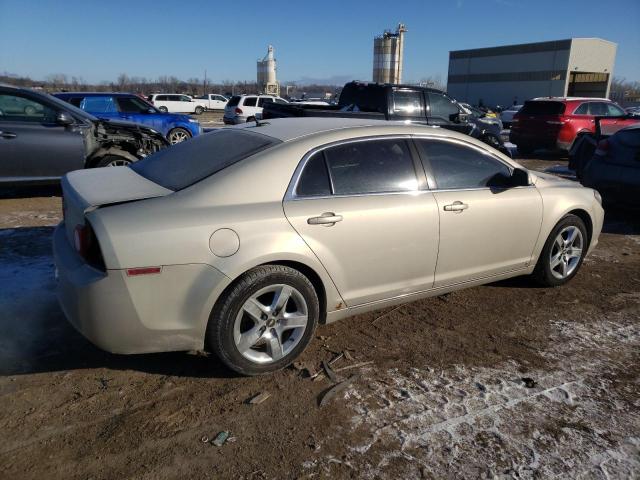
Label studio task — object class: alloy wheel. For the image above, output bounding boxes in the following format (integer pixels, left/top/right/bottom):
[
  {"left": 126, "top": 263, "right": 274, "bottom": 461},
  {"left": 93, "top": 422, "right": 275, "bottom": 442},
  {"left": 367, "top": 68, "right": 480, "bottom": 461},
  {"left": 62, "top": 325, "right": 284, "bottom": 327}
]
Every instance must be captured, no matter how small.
[
  {"left": 233, "top": 284, "right": 308, "bottom": 364},
  {"left": 107, "top": 158, "right": 131, "bottom": 167},
  {"left": 549, "top": 226, "right": 584, "bottom": 279},
  {"left": 168, "top": 130, "right": 189, "bottom": 144}
]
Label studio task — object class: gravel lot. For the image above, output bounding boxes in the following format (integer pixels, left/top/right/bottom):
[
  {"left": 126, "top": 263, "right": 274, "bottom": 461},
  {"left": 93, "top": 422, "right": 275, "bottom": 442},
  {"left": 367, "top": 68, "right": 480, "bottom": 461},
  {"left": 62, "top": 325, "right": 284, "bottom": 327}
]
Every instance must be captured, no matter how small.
[{"left": 0, "top": 157, "right": 638, "bottom": 479}]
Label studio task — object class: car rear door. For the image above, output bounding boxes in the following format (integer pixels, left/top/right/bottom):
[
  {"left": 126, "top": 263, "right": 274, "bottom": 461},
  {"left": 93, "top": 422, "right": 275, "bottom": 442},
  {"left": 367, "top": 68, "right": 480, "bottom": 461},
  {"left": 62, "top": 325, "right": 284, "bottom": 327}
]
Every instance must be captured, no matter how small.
[
  {"left": 283, "top": 137, "right": 439, "bottom": 306},
  {"left": 390, "top": 89, "right": 427, "bottom": 123},
  {"left": 415, "top": 137, "right": 542, "bottom": 287},
  {"left": 0, "top": 91, "right": 85, "bottom": 180}
]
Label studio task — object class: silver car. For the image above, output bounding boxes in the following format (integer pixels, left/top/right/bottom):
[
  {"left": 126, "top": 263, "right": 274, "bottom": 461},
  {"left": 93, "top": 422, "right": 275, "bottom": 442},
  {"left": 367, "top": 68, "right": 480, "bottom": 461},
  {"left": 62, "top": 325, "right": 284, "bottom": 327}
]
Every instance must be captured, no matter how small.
[{"left": 54, "top": 118, "right": 604, "bottom": 375}]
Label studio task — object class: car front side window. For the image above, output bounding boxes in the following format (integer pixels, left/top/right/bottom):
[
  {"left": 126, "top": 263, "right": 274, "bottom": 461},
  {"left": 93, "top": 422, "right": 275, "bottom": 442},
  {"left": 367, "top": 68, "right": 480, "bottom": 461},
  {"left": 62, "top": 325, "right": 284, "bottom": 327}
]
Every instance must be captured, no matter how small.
[
  {"left": 322, "top": 139, "right": 418, "bottom": 195},
  {"left": 417, "top": 139, "right": 511, "bottom": 190}
]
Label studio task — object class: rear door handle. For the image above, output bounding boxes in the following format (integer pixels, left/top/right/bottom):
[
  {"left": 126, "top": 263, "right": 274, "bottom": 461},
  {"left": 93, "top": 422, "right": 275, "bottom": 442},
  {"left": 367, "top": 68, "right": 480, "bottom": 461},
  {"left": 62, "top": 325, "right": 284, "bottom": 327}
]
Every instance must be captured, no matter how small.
[
  {"left": 307, "top": 212, "right": 343, "bottom": 226},
  {"left": 443, "top": 201, "right": 468, "bottom": 213},
  {"left": 0, "top": 131, "right": 17, "bottom": 139}
]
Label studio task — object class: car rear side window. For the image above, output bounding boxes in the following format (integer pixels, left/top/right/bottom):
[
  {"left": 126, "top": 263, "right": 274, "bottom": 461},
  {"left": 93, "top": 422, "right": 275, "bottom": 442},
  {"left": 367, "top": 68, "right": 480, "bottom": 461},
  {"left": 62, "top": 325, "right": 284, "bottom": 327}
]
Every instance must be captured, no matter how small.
[
  {"left": 520, "top": 101, "right": 565, "bottom": 115},
  {"left": 258, "top": 97, "right": 274, "bottom": 107},
  {"left": 417, "top": 139, "right": 511, "bottom": 190},
  {"left": 296, "top": 153, "right": 332, "bottom": 197},
  {"left": 573, "top": 103, "right": 589, "bottom": 115},
  {"left": 131, "top": 129, "right": 279, "bottom": 191},
  {"left": 117, "top": 97, "right": 151, "bottom": 113},
  {"left": 322, "top": 139, "right": 418, "bottom": 195},
  {"left": 80, "top": 96, "right": 117, "bottom": 114},
  {"left": 243, "top": 97, "right": 257, "bottom": 107},
  {"left": 393, "top": 90, "right": 424, "bottom": 116}
]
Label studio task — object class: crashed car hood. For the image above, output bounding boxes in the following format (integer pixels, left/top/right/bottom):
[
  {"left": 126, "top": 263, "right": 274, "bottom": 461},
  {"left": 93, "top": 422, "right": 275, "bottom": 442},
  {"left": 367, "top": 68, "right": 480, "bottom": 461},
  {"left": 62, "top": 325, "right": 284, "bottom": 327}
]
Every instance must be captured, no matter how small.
[{"left": 95, "top": 118, "right": 165, "bottom": 138}]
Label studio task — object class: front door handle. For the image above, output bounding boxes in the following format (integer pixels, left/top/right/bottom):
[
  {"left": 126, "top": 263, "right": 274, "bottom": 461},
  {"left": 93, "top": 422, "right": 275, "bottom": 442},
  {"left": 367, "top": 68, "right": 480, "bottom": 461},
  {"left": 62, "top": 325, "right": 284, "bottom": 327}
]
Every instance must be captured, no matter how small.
[
  {"left": 307, "top": 212, "right": 343, "bottom": 226},
  {"left": 0, "top": 131, "right": 17, "bottom": 139},
  {"left": 443, "top": 201, "right": 468, "bottom": 213}
]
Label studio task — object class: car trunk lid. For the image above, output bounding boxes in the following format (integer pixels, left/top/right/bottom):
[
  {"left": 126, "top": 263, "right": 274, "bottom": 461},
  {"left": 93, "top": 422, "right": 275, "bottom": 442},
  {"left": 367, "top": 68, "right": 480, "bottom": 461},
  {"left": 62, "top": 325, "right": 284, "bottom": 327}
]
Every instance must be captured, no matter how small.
[{"left": 61, "top": 166, "right": 172, "bottom": 244}]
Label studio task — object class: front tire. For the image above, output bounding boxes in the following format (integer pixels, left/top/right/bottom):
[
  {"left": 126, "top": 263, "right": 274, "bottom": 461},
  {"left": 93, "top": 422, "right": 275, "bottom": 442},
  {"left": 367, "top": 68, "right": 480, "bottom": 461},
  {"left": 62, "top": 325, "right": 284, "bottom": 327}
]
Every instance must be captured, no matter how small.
[
  {"left": 206, "top": 265, "right": 319, "bottom": 376},
  {"left": 167, "top": 127, "right": 191, "bottom": 144},
  {"left": 532, "top": 214, "right": 588, "bottom": 287},
  {"left": 93, "top": 155, "right": 133, "bottom": 167}
]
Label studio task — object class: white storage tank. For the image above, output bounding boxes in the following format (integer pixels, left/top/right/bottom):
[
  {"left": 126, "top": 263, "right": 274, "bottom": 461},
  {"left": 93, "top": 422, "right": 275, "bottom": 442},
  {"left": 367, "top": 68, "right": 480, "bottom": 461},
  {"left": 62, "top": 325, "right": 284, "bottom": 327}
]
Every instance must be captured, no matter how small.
[{"left": 373, "top": 23, "right": 406, "bottom": 84}]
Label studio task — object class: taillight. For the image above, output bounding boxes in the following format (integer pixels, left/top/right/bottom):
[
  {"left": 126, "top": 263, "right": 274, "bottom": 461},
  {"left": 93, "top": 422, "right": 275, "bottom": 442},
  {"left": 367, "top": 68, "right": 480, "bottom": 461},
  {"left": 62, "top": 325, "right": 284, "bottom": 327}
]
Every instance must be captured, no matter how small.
[
  {"left": 235, "top": 107, "right": 243, "bottom": 114},
  {"left": 74, "top": 223, "right": 105, "bottom": 270},
  {"left": 74, "top": 224, "right": 90, "bottom": 258}
]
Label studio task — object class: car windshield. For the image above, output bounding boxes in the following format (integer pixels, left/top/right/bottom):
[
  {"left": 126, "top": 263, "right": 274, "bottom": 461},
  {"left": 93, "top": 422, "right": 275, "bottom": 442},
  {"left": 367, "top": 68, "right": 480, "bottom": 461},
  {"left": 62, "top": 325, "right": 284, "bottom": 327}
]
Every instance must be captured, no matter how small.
[
  {"left": 520, "top": 101, "right": 565, "bottom": 115},
  {"left": 130, "top": 129, "right": 280, "bottom": 191}
]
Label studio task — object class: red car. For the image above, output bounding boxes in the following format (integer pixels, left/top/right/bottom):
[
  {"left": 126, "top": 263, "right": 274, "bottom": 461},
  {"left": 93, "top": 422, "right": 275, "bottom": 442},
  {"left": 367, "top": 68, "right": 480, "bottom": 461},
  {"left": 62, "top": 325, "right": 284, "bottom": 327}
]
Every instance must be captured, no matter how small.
[{"left": 510, "top": 97, "right": 636, "bottom": 154}]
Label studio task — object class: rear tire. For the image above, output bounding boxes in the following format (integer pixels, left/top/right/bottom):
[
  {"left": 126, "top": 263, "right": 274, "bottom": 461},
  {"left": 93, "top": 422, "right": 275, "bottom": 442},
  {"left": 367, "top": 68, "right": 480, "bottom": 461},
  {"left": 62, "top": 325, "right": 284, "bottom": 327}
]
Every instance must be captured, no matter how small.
[
  {"left": 532, "top": 214, "right": 588, "bottom": 287},
  {"left": 158, "top": 106, "right": 168, "bottom": 113},
  {"left": 194, "top": 106, "right": 204, "bottom": 115},
  {"left": 246, "top": 116, "right": 256, "bottom": 123},
  {"left": 518, "top": 144, "right": 534, "bottom": 155},
  {"left": 206, "top": 265, "right": 319, "bottom": 376}
]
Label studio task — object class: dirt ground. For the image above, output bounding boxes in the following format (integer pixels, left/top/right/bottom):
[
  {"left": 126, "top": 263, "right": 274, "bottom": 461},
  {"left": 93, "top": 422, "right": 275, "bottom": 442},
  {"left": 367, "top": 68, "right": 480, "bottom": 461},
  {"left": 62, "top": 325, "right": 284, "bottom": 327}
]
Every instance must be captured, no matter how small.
[{"left": 0, "top": 157, "right": 638, "bottom": 479}]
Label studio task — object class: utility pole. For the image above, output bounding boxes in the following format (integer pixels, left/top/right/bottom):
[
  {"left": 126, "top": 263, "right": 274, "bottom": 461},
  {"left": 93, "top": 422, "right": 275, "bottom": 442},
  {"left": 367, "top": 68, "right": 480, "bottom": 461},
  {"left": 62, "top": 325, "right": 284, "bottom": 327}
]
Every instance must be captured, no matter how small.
[{"left": 203, "top": 69, "right": 207, "bottom": 96}]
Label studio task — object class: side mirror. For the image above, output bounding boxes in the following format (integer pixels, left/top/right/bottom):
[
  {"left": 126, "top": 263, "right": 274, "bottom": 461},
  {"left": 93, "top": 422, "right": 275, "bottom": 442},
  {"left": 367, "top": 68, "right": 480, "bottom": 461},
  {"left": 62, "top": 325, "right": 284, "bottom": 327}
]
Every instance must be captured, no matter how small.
[
  {"left": 56, "top": 111, "right": 74, "bottom": 125},
  {"left": 511, "top": 168, "right": 530, "bottom": 187}
]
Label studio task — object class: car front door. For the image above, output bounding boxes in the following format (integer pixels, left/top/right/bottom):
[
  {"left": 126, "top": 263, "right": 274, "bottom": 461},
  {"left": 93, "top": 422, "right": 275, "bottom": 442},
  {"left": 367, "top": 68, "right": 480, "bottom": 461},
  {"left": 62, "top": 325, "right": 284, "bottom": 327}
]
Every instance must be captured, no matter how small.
[
  {"left": 415, "top": 137, "right": 543, "bottom": 287},
  {"left": 116, "top": 96, "right": 163, "bottom": 133},
  {"left": 427, "top": 92, "right": 471, "bottom": 136},
  {"left": 283, "top": 137, "right": 440, "bottom": 306},
  {"left": 0, "top": 91, "right": 86, "bottom": 180}
]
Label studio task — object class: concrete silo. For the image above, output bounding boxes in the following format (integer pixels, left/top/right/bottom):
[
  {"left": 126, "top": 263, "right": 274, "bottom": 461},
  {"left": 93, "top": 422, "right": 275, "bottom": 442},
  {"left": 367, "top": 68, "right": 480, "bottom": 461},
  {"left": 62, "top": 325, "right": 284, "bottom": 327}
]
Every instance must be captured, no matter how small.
[
  {"left": 257, "top": 45, "right": 280, "bottom": 96},
  {"left": 372, "top": 23, "right": 407, "bottom": 84}
]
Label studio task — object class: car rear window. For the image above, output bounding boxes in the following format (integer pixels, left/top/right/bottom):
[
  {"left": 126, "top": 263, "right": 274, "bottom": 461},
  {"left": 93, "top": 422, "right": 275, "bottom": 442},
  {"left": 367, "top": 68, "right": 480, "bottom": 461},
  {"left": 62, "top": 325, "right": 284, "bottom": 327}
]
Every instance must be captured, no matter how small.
[
  {"left": 130, "top": 129, "right": 279, "bottom": 191},
  {"left": 519, "top": 101, "right": 565, "bottom": 115},
  {"left": 227, "top": 96, "right": 241, "bottom": 107}
]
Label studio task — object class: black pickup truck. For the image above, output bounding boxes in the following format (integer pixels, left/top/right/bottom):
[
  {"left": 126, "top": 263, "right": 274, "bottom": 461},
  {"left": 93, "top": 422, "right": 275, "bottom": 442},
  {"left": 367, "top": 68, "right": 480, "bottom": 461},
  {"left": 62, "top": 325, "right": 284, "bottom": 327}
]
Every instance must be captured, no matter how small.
[{"left": 262, "top": 81, "right": 504, "bottom": 149}]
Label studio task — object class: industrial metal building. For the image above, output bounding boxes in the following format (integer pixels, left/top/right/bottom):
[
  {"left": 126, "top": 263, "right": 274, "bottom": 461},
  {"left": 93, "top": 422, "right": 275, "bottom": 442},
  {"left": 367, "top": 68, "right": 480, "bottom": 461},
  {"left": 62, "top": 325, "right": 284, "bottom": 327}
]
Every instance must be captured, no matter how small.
[
  {"left": 447, "top": 38, "right": 617, "bottom": 108},
  {"left": 372, "top": 24, "right": 407, "bottom": 84}
]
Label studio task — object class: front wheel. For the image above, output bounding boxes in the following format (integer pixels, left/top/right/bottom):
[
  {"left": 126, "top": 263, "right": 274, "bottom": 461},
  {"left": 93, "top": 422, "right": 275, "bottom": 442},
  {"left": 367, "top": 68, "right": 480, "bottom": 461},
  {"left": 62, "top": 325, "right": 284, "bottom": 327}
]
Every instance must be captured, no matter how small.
[
  {"left": 167, "top": 128, "right": 191, "bottom": 144},
  {"left": 93, "top": 155, "right": 132, "bottom": 168},
  {"left": 532, "top": 214, "right": 588, "bottom": 287},
  {"left": 206, "top": 265, "right": 319, "bottom": 376},
  {"left": 194, "top": 106, "right": 204, "bottom": 115}
]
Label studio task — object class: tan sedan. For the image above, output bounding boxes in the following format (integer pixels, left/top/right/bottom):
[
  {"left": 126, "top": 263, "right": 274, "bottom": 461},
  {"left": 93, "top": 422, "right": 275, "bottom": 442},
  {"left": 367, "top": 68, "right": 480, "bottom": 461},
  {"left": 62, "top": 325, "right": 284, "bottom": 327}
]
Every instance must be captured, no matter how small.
[{"left": 54, "top": 118, "right": 604, "bottom": 375}]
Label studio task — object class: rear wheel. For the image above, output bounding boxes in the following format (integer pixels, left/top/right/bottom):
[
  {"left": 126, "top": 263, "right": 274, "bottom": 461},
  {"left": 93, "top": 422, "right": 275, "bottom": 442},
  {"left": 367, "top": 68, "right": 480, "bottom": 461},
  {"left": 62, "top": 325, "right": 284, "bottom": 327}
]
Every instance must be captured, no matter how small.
[
  {"left": 246, "top": 116, "right": 256, "bottom": 123},
  {"left": 167, "top": 127, "right": 191, "bottom": 144},
  {"left": 158, "top": 106, "right": 168, "bottom": 113},
  {"left": 518, "top": 144, "right": 534, "bottom": 155},
  {"left": 532, "top": 214, "right": 587, "bottom": 287},
  {"left": 194, "top": 106, "right": 204, "bottom": 115},
  {"left": 207, "top": 265, "right": 319, "bottom": 376}
]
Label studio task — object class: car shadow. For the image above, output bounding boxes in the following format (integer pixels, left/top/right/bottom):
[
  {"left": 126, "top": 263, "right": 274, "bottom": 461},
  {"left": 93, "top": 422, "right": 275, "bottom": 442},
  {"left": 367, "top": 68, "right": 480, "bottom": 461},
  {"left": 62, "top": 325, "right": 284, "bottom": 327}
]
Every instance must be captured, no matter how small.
[
  {"left": 0, "top": 226, "right": 236, "bottom": 379},
  {"left": 0, "top": 184, "right": 61, "bottom": 199}
]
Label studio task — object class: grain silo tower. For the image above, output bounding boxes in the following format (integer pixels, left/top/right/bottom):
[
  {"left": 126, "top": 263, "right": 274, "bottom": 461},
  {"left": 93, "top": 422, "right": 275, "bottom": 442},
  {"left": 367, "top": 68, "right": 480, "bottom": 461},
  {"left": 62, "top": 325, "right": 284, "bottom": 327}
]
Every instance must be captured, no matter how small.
[
  {"left": 372, "top": 23, "right": 407, "bottom": 84},
  {"left": 257, "top": 45, "right": 280, "bottom": 96}
]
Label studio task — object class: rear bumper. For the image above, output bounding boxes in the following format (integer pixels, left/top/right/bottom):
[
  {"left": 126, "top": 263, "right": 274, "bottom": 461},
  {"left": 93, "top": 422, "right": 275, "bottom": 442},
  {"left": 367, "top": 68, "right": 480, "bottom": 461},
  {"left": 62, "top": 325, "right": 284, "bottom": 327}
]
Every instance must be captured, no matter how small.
[{"left": 53, "top": 223, "right": 230, "bottom": 354}]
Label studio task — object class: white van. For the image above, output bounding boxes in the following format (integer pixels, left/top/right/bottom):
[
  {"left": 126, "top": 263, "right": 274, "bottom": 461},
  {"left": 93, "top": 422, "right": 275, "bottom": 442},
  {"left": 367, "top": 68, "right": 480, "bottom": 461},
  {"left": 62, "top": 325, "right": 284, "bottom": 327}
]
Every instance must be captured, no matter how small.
[{"left": 147, "top": 94, "right": 205, "bottom": 115}]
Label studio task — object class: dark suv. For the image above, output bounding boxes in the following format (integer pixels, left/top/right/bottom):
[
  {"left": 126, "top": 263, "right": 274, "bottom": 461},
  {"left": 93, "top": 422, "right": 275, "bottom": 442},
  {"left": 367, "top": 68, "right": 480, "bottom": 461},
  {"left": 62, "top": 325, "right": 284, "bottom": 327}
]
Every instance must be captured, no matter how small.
[{"left": 0, "top": 85, "right": 168, "bottom": 184}]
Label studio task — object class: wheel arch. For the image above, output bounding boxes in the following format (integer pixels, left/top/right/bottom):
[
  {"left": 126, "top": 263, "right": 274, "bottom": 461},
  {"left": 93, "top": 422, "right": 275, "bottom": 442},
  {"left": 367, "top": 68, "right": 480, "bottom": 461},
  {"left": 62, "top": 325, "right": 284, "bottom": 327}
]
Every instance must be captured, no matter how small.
[{"left": 566, "top": 208, "right": 593, "bottom": 247}]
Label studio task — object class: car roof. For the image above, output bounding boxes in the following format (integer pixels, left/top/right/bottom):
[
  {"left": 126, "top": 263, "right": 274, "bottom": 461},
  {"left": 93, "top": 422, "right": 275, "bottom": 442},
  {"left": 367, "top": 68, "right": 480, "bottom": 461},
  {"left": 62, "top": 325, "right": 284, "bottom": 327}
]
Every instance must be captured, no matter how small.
[
  {"left": 55, "top": 92, "right": 140, "bottom": 98},
  {"left": 530, "top": 97, "right": 611, "bottom": 102},
  {"left": 231, "top": 117, "right": 467, "bottom": 143}
]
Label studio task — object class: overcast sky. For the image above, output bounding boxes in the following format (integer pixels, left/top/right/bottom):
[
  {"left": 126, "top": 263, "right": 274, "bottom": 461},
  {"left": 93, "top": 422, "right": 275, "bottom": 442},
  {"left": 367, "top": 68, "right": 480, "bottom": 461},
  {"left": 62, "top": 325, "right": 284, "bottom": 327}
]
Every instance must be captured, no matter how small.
[{"left": 1, "top": 0, "right": 639, "bottom": 84}]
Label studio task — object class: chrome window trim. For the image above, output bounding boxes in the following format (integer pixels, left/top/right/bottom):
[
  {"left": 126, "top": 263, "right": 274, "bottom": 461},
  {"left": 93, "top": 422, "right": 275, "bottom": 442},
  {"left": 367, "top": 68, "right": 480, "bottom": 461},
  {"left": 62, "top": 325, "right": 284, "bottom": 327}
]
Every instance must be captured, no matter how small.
[
  {"left": 285, "top": 134, "right": 421, "bottom": 201},
  {"left": 285, "top": 134, "right": 534, "bottom": 202}
]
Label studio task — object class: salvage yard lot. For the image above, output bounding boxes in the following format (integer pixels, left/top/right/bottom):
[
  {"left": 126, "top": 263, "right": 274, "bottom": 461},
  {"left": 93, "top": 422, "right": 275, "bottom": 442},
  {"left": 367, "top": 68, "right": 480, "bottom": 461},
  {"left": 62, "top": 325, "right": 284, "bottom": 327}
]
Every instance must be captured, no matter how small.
[{"left": 0, "top": 157, "right": 638, "bottom": 479}]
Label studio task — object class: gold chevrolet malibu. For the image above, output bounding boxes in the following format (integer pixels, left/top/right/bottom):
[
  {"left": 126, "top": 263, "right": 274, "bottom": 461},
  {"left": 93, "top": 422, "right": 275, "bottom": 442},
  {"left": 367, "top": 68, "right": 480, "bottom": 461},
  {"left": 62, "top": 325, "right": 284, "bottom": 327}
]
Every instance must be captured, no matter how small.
[{"left": 54, "top": 118, "right": 604, "bottom": 375}]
